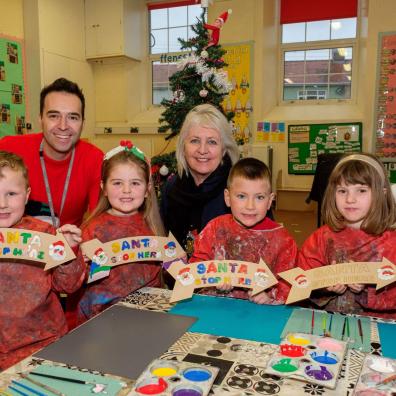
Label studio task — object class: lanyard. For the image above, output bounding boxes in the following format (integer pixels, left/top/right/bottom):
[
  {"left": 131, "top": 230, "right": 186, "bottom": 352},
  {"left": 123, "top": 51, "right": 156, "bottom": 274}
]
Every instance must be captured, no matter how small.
[{"left": 39, "top": 140, "right": 75, "bottom": 228}]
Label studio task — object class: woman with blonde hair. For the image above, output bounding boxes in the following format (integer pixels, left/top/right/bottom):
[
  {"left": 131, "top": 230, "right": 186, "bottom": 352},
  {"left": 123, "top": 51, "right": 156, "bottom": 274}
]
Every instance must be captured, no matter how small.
[{"left": 161, "top": 104, "right": 239, "bottom": 256}]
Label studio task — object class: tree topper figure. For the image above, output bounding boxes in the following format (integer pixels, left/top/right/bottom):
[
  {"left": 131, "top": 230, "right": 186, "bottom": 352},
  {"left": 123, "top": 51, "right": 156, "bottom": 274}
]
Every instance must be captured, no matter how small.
[{"left": 204, "top": 9, "right": 232, "bottom": 47}]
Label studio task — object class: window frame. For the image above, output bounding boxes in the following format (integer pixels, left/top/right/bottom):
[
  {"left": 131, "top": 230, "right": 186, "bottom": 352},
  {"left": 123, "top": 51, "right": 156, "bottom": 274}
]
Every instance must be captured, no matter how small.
[
  {"left": 279, "top": 19, "right": 359, "bottom": 105},
  {"left": 148, "top": 1, "right": 204, "bottom": 106}
]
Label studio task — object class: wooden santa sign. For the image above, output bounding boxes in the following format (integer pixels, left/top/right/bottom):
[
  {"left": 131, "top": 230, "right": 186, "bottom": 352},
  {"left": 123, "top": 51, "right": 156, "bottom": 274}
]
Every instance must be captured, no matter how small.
[
  {"left": 0, "top": 228, "right": 76, "bottom": 269},
  {"left": 81, "top": 233, "right": 184, "bottom": 282},
  {"left": 166, "top": 258, "right": 278, "bottom": 303},
  {"left": 279, "top": 258, "right": 396, "bottom": 304}
]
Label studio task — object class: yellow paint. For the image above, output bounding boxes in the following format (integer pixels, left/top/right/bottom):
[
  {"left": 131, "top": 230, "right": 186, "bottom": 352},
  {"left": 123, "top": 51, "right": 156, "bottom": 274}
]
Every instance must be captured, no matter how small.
[
  {"left": 152, "top": 367, "right": 177, "bottom": 377},
  {"left": 288, "top": 334, "right": 310, "bottom": 346}
]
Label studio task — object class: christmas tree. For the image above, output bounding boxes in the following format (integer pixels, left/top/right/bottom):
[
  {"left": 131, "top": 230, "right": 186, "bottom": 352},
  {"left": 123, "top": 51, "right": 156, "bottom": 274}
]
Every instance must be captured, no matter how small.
[{"left": 158, "top": 10, "right": 234, "bottom": 140}]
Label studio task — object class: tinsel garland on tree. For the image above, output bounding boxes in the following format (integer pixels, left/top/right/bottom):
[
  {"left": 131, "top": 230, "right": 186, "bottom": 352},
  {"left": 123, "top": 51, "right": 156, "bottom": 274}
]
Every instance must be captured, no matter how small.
[{"left": 158, "top": 10, "right": 234, "bottom": 140}]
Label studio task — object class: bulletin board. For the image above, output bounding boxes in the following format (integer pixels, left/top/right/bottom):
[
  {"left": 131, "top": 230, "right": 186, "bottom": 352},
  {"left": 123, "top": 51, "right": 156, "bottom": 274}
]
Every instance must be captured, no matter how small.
[
  {"left": 374, "top": 31, "right": 396, "bottom": 161},
  {"left": 288, "top": 123, "right": 362, "bottom": 174},
  {"left": 221, "top": 42, "right": 253, "bottom": 145},
  {"left": 0, "top": 35, "right": 26, "bottom": 137}
]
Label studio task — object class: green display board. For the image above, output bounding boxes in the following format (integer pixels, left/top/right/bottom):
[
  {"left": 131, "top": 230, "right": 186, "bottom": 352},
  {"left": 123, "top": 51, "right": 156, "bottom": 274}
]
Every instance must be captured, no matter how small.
[
  {"left": 0, "top": 35, "right": 25, "bottom": 137},
  {"left": 288, "top": 122, "right": 363, "bottom": 175},
  {"left": 383, "top": 162, "right": 396, "bottom": 183}
]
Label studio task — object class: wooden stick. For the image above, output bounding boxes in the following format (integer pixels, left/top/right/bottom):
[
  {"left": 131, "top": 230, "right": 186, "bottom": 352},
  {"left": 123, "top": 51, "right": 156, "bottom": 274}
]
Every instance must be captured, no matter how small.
[{"left": 19, "top": 373, "right": 66, "bottom": 396}]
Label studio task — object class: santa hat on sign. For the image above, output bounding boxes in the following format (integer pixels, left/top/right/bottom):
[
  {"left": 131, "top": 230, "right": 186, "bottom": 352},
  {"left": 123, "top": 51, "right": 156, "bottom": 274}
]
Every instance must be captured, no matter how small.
[
  {"left": 51, "top": 241, "right": 64, "bottom": 249},
  {"left": 216, "top": 9, "right": 232, "bottom": 24},
  {"left": 94, "top": 248, "right": 104, "bottom": 256}
]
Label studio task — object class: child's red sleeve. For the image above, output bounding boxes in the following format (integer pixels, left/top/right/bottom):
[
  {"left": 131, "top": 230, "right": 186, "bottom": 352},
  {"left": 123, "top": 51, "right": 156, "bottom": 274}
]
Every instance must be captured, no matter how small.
[
  {"left": 298, "top": 228, "right": 327, "bottom": 270},
  {"left": 271, "top": 232, "right": 298, "bottom": 303},
  {"left": 189, "top": 223, "right": 216, "bottom": 263}
]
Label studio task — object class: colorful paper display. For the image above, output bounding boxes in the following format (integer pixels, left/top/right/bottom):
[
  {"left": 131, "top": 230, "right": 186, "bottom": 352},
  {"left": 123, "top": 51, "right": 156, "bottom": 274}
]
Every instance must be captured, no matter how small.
[
  {"left": 129, "top": 359, "right": 218, "bottom": 396},
  {"left": 279, "top": 259, "right": 396, "bottom": 304},
  {"left": 166, "top": 258, "right": 278, "bottom": 303},
  {"left": 81, "top": 234, "right": 184, "bottom": 282},
  {"left": 0, "top": 227, "right": 76, "bottom": 269}
]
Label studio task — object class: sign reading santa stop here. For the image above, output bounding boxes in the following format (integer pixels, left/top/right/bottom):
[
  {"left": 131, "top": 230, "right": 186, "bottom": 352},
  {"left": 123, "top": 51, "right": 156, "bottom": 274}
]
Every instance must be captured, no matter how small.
[{"left": 0, "top": 228, "right": 76, "bottom": 268}]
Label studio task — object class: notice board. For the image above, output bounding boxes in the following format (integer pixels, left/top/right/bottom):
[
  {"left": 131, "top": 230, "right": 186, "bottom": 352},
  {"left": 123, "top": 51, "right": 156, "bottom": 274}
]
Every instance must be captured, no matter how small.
[
  {"left": 0, "top": 35, "right": 26, "bottom": 137},
  {"left": 288, "top": 123, "right": 362, "bottom": 174},
  {"left": 374, "top": 31, "right": 396, "bottom": 161}
]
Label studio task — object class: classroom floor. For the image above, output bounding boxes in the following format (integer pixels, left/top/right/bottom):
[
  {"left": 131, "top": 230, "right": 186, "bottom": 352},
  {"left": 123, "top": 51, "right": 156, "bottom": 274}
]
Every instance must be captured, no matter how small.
[{"left": 274, "top": 209, "right": 317, "bottom": 247}]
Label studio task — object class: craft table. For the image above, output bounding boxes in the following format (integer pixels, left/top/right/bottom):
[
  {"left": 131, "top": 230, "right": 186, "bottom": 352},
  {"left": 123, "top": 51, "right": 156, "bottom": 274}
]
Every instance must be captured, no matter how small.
[{"left": 1, "top": 287, "right": 395, "bottom": 396}]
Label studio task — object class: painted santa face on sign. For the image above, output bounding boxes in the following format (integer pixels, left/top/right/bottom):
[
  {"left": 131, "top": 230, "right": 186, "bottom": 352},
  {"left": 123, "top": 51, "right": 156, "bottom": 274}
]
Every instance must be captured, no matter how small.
[
  {"left": 177, "top": 268, "right": 195, "bottom": 286},
  {"left": 377, "top": 265, "right": 395, "bottom": 281},
  {"left": 294, "top": 274, "right": 309, "bottom": 288},
  {"left": 49, "top": 240, "right": 66, "bottom": 261},
  {"left": 93, "top": 248, "right": 108, "bottom": 266},
  {"left": 254, "top": 270, "right": 269, "bottom": 287},
  {"left": 164, "top": 241, "right": 177, "bottom": 258}
]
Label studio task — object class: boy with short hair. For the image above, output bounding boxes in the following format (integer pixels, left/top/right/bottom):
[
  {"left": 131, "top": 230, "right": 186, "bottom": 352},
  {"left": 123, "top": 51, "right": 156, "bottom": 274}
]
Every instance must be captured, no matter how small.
[
  {"left": 190, "top": 157, "right": 297, "bottom": 304},
  {"left": 0, "top": 151, "right": 85, "bottom": 370}
]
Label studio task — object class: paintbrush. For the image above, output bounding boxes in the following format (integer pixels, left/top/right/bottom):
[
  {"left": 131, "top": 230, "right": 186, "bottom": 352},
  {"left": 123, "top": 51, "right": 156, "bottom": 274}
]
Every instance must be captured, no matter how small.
[
  {"left": 322, "top": 312, "right": 328, "bottom": 336},
  {"left": 346, "top": 316, "right": 350, "bottom": 339},
  {"left": 19, "top": 373, "right": 66, "bottom": 396},
  {"left": 328, "top": 313, "right": 333, "bottom": 337},
  {"left": 311, "top": 310, "right": 315, "bottom": 335},
  {"left": 377, "top": 373, "right": 396, "bottom": 387},
  {"left": 341, "top": 316, "right": 347, "bottom": 340},
  {"left": 27, "top": 372, "right": 108, "bottom": 394},
  {"left": 358, "top": 318, "right": 364, "bottom": 344}
]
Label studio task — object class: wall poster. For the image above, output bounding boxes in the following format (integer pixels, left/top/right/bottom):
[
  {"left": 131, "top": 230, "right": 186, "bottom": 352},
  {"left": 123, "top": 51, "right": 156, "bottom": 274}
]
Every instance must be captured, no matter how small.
[
  {"left": 374, "top": 32, "right": 396, "bottom": 163},
  {"left": 221, "top": 42, "right": 253, "bottom": 146},
  {"left": 0, "top": 35, "right": 26, "bottom": 137}
]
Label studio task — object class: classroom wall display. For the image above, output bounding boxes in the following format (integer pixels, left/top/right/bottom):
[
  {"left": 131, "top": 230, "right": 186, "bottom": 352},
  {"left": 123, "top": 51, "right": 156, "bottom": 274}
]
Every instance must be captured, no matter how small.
[
  {"left": 166, "top": 259, "right": 278, "bottom": 303},
  {"left": 257, "top": 121, "right": 286, "bottom": 143},
  {"left": 279, "top": 258, "right": 396, "bottom": 304},
  {"left": 383, "top": 161, "right": 396, "bottom": 182},
  {"left": 0, "top": 228, "right": 76, "bottom": 268},
  {"left": 288, "top": 123, "right": 362, "bottom": 174},
  {"left": 221, "top": 42, "right": 253, "bottom": 146},
  {"left": 0, "top": 35, "right": 26, "bottom": 137},
  {"left": 80, "top": 234, "right": 184, "bottom": 282},
  {"left": 374, "top": 32, "right": 396, "bottom": 161}
]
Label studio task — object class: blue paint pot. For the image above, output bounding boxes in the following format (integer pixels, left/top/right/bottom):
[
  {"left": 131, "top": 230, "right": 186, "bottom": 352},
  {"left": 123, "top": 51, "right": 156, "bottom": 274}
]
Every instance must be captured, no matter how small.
[
  {"left": 310, "top": 350, "right": 338, "bottom": 365},
  {"left": 182, "top": 368, "right": 212, "bottom": 382}
]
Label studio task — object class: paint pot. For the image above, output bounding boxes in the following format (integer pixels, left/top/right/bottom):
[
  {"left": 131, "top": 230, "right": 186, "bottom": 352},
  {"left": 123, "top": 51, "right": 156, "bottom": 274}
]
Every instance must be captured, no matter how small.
[
  {"left": 355, "top": 391, "right": 388, "bottom": 396},
  {"left": 305, "top": 364, "right": 333, "bottom": 381},
  {"left": 172, "top": 384, "right": 203, "bottom": 396},
  {"left": 279, "top": 344, "right": 306, "bottom": 357},
  {"left": 316, "top": 337, "right": 343, "bottom": 352},
  {"left": 288, "top": 334, "right": 310, "bottom": 346},
  {"left": 360, "top": 372, "right": 385, "bottom": 387},
  {"left": 151, "top": 362, "right": 178, "bottom": 377},
  {"left": 182, "top": 368, "right": 212, "bottom": 382},
  {"left": 135, "top": 377, "right": 168, "bottom": 394},
  {"left": 367, "top": 356, "right": 396, "bottom": 373},
  {"left": 271, "top": 358, "right": 299, "bottom": 373},
  {"left": 310, "top": 350, "right": 338, "bottom": 365}
]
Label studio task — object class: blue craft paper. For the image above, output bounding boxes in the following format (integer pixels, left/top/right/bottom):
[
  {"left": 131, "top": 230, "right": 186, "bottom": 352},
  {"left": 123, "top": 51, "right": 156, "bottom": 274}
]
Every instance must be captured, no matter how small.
[
  {"left": 169, "top": 294, "right": 293, "bottom": 344},
  {"left": 378, "top": 322, "right": 396, "bottom": 359}
]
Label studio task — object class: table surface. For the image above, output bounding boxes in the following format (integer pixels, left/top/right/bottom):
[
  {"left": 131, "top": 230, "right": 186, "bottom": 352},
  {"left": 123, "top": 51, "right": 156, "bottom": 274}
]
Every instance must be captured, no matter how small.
[{"left": 1, "top": 287, "right": 395, "bottom": 396}]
